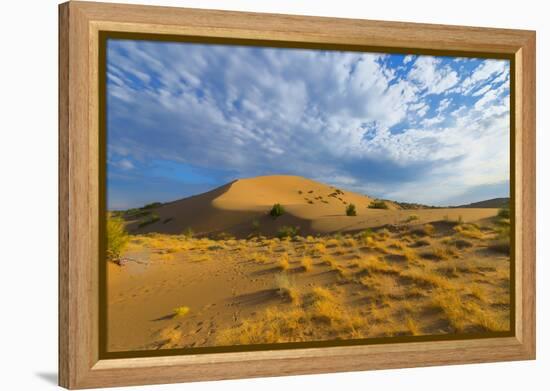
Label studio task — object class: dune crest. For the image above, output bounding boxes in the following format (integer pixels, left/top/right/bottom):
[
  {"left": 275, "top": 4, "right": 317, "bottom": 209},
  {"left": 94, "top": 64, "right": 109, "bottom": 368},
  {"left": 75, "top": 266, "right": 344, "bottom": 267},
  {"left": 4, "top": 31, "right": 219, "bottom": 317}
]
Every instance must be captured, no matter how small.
[{"left": 122, "top": 175, "right": 498, "bottom": 238}]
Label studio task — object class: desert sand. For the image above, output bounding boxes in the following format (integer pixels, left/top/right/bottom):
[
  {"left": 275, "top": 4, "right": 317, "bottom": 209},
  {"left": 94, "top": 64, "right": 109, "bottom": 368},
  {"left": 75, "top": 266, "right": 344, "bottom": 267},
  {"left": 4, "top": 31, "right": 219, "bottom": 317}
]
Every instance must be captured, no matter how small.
[{"left": 107, "top": 175, "right": 511, "bottom": 351}]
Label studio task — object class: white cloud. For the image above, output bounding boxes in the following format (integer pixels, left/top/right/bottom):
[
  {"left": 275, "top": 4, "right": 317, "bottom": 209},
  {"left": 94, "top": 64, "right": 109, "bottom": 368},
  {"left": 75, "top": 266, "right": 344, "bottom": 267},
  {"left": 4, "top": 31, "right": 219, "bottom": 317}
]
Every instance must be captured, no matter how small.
[
  {"left": 437, "top": 98, "right": 452, "bottom": 113},
  {"left": 460, "top": 59, "right": 508, "bottom": 93},
  {"left": 421, "top": 115, "right": 445, "bottom": 127},
  {"left": 408, "top": 56, "right": 459, "bottom": 94},
  {"left": 107, "top": 41, "right": 510, "bottom": 205}
]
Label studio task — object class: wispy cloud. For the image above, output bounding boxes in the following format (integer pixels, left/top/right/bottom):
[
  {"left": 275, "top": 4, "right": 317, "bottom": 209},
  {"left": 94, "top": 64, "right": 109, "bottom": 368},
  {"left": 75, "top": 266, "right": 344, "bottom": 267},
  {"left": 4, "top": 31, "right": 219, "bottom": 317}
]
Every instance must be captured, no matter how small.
[{"left": 106, "top": 40, "right": 510, "bottom": 208}]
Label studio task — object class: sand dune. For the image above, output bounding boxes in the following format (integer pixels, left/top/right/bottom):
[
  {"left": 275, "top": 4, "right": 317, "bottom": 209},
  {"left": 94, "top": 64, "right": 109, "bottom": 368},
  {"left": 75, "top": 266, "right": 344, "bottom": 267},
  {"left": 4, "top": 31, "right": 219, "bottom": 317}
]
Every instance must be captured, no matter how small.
[
  {"left": 109, "top": 175, "right": 510, "bottom": 351},
  {"left": 123, "top": 175, "right": 501, "bottom": 238}
]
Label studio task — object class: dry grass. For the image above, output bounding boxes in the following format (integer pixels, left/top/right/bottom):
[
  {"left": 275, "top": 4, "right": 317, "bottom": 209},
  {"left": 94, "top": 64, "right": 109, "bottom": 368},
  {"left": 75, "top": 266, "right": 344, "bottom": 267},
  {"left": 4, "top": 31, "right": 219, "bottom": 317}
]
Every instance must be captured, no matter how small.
[
  {"left": 275, "top": 273, "right": 299, "bottom": 304},
  {"left": 341, "top": 237, "right": 358, "bottom": 248},
  {"left": 313, "top": 243, "right": 327, "bottom": 254},
  {"left": 431, "top": 288, "right": 508, "bottom": 332},
  {"left": 454, "top": 223, "right": 485, "bottom": 240},
  {"left": 278, "top": 253, "right": 290, "bottom": 270},
  {"left": 359, "top": 256, "right": 400, "bottom": 275},
  {"left": 405, "top": 316, "right": 421, "bottom": 335},
  {"left": 301, "top": 256, "right": 313, "bottom": 271},
  {"left": 400, "top": 268, "right": 453, "bottom": 289},
  {"left": 250, "top": 252, "right": 269, "bottom": 264},
  {"left": 173, "top": 306, "right": 190, "bottom": 317},
  {"left": 321, "top": 256, "right": 336, "bottom": 268},
  {"left": 123, "top": 216, "right": 510, "bottom": 346}
]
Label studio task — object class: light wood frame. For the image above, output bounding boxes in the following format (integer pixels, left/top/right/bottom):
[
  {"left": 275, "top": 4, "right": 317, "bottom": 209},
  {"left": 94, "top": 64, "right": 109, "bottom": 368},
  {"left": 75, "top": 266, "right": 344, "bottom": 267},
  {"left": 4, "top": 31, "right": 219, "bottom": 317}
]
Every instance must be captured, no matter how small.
[{"left": 59, "top": 1, "right": 536, "bottom": 389}]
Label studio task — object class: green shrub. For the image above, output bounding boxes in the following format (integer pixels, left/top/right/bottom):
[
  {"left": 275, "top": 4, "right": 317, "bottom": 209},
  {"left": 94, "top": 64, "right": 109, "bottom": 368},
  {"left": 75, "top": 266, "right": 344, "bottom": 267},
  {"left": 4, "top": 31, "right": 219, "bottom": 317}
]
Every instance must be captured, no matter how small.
[
  {"left": 356, "top": 228, "right": 374, "bottom": 240},
  {"left": 106, "top": 215, "right": 129, "bottom": 261},
  {"left": 346, "top": 203, "right": 357, "bottom": 216},
  {"left": 368, "top": 200, "right": 389, "bottom": 209},
  {"left": 138, "top": 213, "right": 160, "bottom": 228},
  {"left": 405, "top": 214, "right": 419, "bottom": 222},
  {"left": 497, "top": 207, "right": 510, "bottom": 219},
  {"left": 182, "top": 227, "right": 195, "bottom": 238},
  {"left": 277, "top": 225, "right": 300, "bottom": 239},
  {"left": 270, "top": 203, "right": 285, "bottom": 218},
  {"left": 125, "top": 209, "right": 151, "bottom": 218},
  {"left": 142, "top": 202, "right": 162, "bottom": 209}
]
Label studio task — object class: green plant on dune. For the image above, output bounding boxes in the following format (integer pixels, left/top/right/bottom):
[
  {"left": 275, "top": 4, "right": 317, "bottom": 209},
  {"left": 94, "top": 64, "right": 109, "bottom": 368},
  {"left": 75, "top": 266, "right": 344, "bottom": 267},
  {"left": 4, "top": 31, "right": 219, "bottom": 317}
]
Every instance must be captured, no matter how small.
[
  {"left": 346, "top": 203, "right": 357, "bottom": 216},
  {"left": 182, "top": 227, "right": 195, "bottom": 238},
  {"left": 138, "top": 213, "right": 160, "bottom": 228},
  {"left": 368, "top": 200, "right": 389, "bottom": 209},
  {"left": 270, "top": 203, "right": 285, "bottom": 218},
  {"left": 277, "top": 225, "right": 300, "bottom": 239},
  {"left": 106, "top": 214, "right": 129, "bottom": 261}
]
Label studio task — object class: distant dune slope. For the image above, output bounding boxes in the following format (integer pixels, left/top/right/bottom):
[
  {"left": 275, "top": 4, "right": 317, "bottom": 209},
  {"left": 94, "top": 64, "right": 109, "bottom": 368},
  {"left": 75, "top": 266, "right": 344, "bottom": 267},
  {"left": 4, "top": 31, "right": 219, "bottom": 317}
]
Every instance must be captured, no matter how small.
[
  {"left": 454, "top": 197, "right": 510, "bottom": 209},
  {"left": 122, "top": 175, "right": 499, "bottom": 237}
]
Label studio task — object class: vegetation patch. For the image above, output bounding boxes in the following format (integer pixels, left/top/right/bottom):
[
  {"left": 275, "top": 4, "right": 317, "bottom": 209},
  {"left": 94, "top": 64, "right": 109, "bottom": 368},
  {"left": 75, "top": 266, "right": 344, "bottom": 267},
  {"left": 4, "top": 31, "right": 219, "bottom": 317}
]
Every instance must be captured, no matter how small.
[{"left": 369, "top": 200, "right": 389, "bottom": 209}]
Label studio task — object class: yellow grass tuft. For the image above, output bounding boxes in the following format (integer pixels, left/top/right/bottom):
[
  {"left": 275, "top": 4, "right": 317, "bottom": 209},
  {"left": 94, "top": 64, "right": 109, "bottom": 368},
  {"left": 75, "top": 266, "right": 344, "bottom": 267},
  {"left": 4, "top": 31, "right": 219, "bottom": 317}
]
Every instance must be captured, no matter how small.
[
  {"left": 431, "top": 288, "right": 507, "bottom": 333},
  {"left": 377, "top": 228, "right": 391, "bottom": 239},
  {"left": 400, "top": 269, "right": 453, "bottom": 289},
  {"left": 301, "top": 256, "right": 313, "bottom": 271},
  {"left": 311, "top": 286, "right": 336, "bottom": 302},
  {"left": 311, "top": 299, "right": 343, "bottom": 324},
  {"left": 274, "top": 274, "right": 299, "bottom": 304},
  {"left": 454, "top": 223, "right": 484, "bottom": 239},
  {"left": 250, "top": 252, "right": 268, "bottom": 264},
  {"left": 405, "top": 316, "right": 421, "bottom": 335},
  {"left": 313, "top": 242, "right": 327, "bottom": 254},
  {"left": 341, "top": 237, "right": 358, "bottom": 248},
  {"left": 279, "top": 253, "right": 290, "bottom": 270},
  {"left": 424, "top": 224, "right": 435, "bottom": 235},
  {"left": 360, "top": 256, "right": 399, "bottom": 275},
  {"left": 402, "top": 247, "right": 417, "bottom": 263},
  {"left": 468, "top": 285, "right": 487, "bottom": 302},
  {"left": 405, "top": 214, "right": 419, "bottom": 223},
  {"left": 325, "top": 238, "right": 340, "bottom": 248},
  {"left": 174, "top": 306, "right": 190, "bottom": 317}
]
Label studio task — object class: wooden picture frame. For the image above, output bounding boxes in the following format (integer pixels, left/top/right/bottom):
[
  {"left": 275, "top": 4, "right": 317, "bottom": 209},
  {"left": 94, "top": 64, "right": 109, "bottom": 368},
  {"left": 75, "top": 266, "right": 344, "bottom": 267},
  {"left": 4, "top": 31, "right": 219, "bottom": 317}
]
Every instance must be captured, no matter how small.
[{"left": 59, "top": 1, "right": 536, "bottom": 389}]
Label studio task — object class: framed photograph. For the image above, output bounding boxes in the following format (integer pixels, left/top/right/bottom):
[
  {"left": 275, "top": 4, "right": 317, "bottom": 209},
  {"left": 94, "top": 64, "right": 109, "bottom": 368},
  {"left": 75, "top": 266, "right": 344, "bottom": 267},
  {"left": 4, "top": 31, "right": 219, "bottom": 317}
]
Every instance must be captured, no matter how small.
[{"left": 59, "top": 1, "right": 536, "bottom": 389}]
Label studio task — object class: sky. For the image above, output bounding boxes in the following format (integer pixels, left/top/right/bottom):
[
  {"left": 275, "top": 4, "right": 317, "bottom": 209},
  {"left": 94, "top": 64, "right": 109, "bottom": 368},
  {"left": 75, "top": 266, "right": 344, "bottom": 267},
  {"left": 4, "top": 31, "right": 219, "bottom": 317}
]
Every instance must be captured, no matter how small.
[{"left": 106, "top": 39, "right": 510, "bottom": 210}]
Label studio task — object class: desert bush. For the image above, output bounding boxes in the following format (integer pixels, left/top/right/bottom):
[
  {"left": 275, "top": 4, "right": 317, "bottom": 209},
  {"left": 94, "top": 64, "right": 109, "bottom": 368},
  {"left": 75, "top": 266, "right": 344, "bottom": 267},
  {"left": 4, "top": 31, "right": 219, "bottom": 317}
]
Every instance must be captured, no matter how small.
[
  {"left": 277, "top": 225, "right": 300, "bottom": 239},
  {"left": 106, "top": 215, "right": 129, "bottom": 261},
  {"left": 270, "top": 203, "right": 285, "bottom": 218},
  {"left": 369, "top": 200, "right": 389, "bottom": 209},
  {"left": 405, "top": 214, "right": 419, "bottom": 223},
  {"left": 142, "top": 201, "right": 162, "bottom": 209},
  {"left": 181, "top": 227, "right": 195, "bottom": 238},
  {"left": 497, "top": 207, "right": 510, "bottom": 219},
  {"left": 346, "top": 203, "right": 357, "bottom": 216},
  {"left": 138, "top": 213, "right": 160, "bottom": 228}
]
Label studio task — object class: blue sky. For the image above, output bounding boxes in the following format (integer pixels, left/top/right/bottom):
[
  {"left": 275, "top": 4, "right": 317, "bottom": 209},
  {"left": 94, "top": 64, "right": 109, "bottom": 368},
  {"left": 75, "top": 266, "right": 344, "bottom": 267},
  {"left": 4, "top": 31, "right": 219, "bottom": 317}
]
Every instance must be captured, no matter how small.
[{"left": 106, "top": 39, "right": 510, "bottom": 210}]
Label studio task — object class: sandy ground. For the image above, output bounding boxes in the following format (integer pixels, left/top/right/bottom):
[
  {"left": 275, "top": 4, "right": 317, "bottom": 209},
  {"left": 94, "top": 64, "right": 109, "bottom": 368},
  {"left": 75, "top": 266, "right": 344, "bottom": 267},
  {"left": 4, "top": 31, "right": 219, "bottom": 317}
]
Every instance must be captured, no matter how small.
[{"left": 107, "top": 211, "right": 510, "bottom": 352}]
